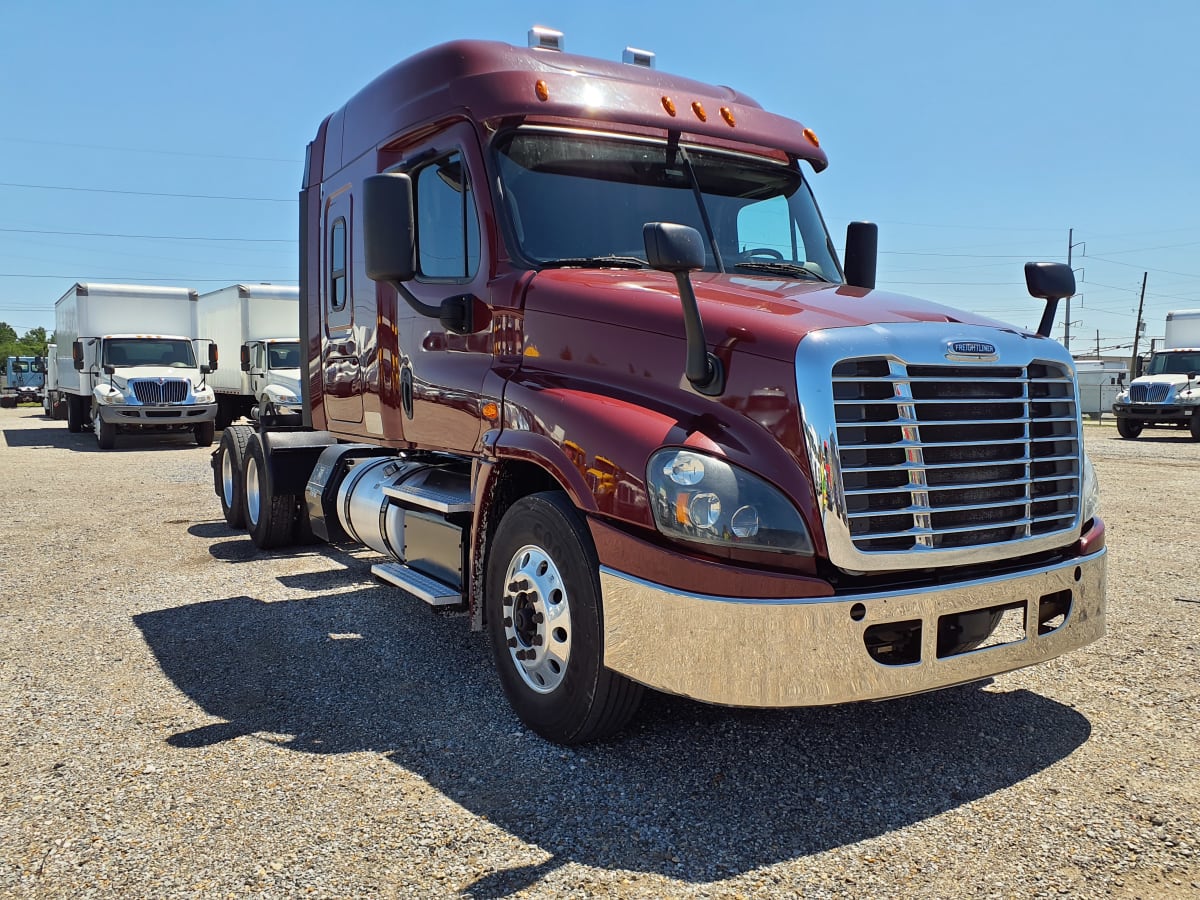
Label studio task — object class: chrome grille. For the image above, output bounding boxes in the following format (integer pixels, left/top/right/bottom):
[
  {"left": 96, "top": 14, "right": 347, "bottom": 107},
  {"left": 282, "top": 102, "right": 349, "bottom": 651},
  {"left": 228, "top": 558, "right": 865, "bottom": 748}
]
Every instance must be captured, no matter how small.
[
  {"left": 130, "top": 379, "right": 189, "bottom": 404},
  {"left": 1129, "top": 383, "right": 1170, "bottom": 403},
  {"left": 831, "top": 358, "right": 1079, "bottom": 554}
]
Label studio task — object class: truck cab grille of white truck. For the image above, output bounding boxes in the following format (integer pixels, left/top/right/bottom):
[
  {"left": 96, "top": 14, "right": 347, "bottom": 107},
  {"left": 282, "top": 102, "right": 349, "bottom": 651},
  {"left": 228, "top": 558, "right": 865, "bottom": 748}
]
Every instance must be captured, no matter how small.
[
  {"left": 831, "top": 358, "right": 1079, "bottom": 555},
  {"left": 129, "top": 379, "right": 188, "bottom": 404},
  {"left": 1129, "top": 383, "right": 1170, "bottom": 403}
]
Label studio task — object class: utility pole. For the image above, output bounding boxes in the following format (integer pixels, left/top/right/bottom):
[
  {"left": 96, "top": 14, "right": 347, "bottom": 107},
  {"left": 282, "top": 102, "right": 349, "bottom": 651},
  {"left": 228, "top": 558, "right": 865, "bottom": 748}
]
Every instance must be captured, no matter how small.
[
  {"left": 1129, "top": 272, "right": 1148, "bottom": 379},
  {"left": 1095, "top": 329, "right": 1100, "bottom": 358},
  {"left": 1065, "top": 228, "right": 1086, "bottom": 352}
]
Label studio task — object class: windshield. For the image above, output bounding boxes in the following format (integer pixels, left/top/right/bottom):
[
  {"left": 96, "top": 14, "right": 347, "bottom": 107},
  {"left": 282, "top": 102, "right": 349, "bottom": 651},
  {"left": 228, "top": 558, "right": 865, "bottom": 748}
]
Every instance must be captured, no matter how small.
[
  {"left": 267, "top": 341, "right": 301, "bottom": 370},
  {"left": 1146, "top": 351, "right": 1200, "bottom": 376},
  {"left": 494, "top": 128, "right": 841, "bottom": 281},
  {"left": 102, "top": 338, "right": 197, "bottom": 368}
]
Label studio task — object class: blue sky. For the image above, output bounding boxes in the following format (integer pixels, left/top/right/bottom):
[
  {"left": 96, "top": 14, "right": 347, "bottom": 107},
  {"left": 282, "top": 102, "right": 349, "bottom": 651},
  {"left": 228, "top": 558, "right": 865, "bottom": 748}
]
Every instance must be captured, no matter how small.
[{"left": 2, "top": 0, "right": 1196, "bottom": 356}]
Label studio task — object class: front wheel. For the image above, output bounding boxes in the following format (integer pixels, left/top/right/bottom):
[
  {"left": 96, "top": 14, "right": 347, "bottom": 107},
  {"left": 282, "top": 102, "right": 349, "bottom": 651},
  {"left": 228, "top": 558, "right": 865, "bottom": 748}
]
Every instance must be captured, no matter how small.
[
  {"left": 486, "top": 492, "right": 643, "bottom": 744},
  {"left": 1116, "top": 418, "right": 1143, "bottom": 439},
  {"left": 194, "top": 420, "right": 215, "bottom": 447},
  {"left": 94, "top": 410, "right": 116, "bottom": 449},
  {"left": 1191, "top": 410, "right": 1200, "bottom": 442}
]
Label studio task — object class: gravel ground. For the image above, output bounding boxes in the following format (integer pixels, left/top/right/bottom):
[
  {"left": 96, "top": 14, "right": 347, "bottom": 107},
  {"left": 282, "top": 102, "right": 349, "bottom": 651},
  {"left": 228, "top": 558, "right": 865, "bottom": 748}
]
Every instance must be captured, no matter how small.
[{"left": 0, "top": 406, "right": 1197, "bottom": 899}]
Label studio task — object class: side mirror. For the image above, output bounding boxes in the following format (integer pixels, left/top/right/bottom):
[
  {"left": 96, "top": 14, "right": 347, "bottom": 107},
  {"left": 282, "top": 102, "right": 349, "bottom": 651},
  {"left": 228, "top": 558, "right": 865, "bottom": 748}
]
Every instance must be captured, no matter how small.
[
  {"left": 207, "top": 343, "right": 219, "bottom": 372},
  {"left": 103, "top": 364, "right": 115, "bottom": 376},
  {"left": 843, "top": 221, "right": 878, "bottom": 290},
  {"left": 1025, "top": 262, "right": 1076, "bottom": 338},
  {"left": 240, "top": 344, "right": 251, "bottom": 373},
  {"left": 72, "top": 340, "right": 84, "bottom": 371},
  {"left": 644, "top": 222, "right": 723, "bottom": 396},
  {"left": 32, "top": 357, "right": 45, "bottom": 374},
  {"left": 363, "top": 172, "right": 416, "bottom": 283}
]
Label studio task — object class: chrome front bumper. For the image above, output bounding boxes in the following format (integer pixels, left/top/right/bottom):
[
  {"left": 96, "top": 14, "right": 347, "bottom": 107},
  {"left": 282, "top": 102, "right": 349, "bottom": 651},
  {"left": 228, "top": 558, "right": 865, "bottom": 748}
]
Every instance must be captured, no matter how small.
[
  {"left": 600, "top": 549, "right": 1106, "bottom": 708},
  {"left": 96, "top": 403, "right": 217, "bottom": 424}
]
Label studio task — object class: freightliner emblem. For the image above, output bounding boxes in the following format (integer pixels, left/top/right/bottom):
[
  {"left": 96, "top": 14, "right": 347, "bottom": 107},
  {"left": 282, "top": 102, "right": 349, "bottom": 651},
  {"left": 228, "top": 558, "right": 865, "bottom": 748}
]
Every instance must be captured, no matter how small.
[{"left": 950, "top": 341, "right": 996, "bottom": 356}]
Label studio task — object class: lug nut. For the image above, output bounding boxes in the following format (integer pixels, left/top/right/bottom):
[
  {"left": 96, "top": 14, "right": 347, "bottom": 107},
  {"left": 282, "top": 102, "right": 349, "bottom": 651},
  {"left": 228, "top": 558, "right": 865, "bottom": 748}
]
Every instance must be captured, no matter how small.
[
  {"left": 534, "top": 612, "right": 544, "bottom": 623},
  {"left": 532, "top": 634, "right": 543, "bottom": 646},
  {"left": 502, "top": 595, "right": 513, "bottom": 607},
  {"left": 507, "top": 637, "right": 517, "bottom": 648},
  {"left": 503, "top": 617, "right": 512, "bottom": 627}
]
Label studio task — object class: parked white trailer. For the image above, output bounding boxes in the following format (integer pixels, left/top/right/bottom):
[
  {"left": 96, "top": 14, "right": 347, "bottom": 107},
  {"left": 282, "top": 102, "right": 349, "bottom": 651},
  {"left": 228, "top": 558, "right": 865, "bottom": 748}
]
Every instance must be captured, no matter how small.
[
  {"left": 1112, "top": 308, "right": 1200, "bottom": 440},
  {"left": 195, "top": 284, "right": 301, "bottom": 429},
  {"left": 49, "top": 283, "right": 219, "bottom": 449},
  {"left": 1074, "top": 358, "right": 1127, "bottom": 420},
  {"left": 42, "top": 344, "right": 66, "bottom": 419}
]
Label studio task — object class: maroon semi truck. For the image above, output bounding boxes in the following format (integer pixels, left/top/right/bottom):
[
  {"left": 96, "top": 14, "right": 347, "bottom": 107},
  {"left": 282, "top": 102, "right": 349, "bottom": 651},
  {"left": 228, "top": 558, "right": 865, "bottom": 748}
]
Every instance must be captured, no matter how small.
[{"left": 212, "top": 31, "right": 1106, "bottom": 744}]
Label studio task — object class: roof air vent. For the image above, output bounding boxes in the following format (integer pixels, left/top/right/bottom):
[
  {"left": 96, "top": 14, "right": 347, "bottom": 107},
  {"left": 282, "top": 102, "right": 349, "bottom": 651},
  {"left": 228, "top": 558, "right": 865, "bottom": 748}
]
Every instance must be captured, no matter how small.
[
  {"left": 622, "top": 47, "right": 656, "bottom": 68},
  {"left": 528, "top": 27, "right": 564, "bottom": 52}
]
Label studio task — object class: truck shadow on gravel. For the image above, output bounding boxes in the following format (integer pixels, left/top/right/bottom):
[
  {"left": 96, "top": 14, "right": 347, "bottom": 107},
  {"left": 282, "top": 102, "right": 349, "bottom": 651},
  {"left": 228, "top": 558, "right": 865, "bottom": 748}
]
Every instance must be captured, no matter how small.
[
  {"left": 2, "top": 419, "right": 203, "bottom": 452},
  {"left": 135, "top": 589, "right": 1091, "bottom": 894}
]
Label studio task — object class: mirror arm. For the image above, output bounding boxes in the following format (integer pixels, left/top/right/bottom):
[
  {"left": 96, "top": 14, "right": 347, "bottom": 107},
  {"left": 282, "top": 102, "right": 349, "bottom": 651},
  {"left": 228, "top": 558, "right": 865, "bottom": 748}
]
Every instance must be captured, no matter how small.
[
  {"left": 673, "top": 272, "right": 725, "bottom": 396},
  {"left": 1037, "top": 299, "right": 1060, "bottom": 339}
]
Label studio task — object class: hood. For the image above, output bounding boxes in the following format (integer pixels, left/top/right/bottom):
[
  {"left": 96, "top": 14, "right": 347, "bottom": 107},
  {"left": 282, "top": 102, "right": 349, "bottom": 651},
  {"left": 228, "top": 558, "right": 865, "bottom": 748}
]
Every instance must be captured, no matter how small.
[
  {"left": 105, "top": 365, "right": 202, "bottom": 387},
  {"left": 264, "top": 369, "right": 302, "bottom": 396},
  {"left": 524, "top": 269, "right": 1026, "bottom": 362}
]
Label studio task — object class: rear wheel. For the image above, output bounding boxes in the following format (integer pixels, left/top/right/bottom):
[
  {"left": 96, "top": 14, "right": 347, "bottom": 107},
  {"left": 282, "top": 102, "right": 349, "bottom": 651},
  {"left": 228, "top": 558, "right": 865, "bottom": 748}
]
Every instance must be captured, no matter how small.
[
  {"left": 486, "top": 492, "right": 643, "bottom": 744},
  {"left": 66, "top": 395, "right": 86, "bottom": 433},
  {"left": 216, "top": 425, "right": 254, "bottom": 529},
  {"left": 1191, "top": 410, "right": 1200, "bottom": 441},
  {"left": 244, "top": 435, "right": 296, "bottom": 550},
  {"left": 1116, "top": 418, "right": 1143, "bottom": 439}
]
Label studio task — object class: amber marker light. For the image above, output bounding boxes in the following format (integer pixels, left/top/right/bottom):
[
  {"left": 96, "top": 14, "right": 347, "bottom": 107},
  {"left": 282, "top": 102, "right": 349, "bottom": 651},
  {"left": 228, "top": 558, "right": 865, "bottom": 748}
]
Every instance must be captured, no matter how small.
[
  {"left": 803, "top": 127, "right": 820, "bottom": 147},
  {"left": 535, "top": 80, "right": 550, "bottom": 102},
  {"left": 481, "top": 401, "right": 500, "bottom": 421},
  {"left": 720, "top": 107, "right": 736, "bottom": 127},
  {"left": 661, "top": 96, "right": 677, "bottom": 116},
  {"left": 691, "top": 101, "right": 707, "bottom": 122}
]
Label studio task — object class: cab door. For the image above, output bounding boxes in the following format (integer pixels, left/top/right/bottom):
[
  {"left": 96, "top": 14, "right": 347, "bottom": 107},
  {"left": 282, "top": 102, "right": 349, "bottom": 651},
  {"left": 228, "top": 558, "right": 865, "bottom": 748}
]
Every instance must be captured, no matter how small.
[
  {"left": 322, "top": 187, "right": 363, "bottom": 424},
  {"left": 394, "top": 125, "right": 494, "bottom": 453}
]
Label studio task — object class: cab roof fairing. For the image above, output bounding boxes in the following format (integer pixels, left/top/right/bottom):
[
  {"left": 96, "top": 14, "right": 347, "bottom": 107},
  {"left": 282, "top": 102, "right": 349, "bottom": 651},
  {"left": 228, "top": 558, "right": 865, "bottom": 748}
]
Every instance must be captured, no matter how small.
[{"left": 309, "top": 39, "right": 829, "bottom": 183}]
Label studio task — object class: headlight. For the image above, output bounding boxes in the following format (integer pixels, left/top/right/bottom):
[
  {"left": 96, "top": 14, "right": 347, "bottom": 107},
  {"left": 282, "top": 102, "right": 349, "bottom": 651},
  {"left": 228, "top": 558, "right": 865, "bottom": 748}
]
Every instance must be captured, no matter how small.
[
  {"left": 193, "top": 385, "right": 215, "bottom": 403},
  {"left": 647, "top": 449, "right": 813, "bottom": 555},
  {"left": 1114, "top": 390, "right": 1129, "bottom": 404},
  {"left": 97, "top": 385, "right": 126, "bottom": 405},
  {"left": 1081, "top": 452, "right": 1100, "bottom": 524},
  {"left": 264, "top": 384, "right": 299, "bottom": 403}
]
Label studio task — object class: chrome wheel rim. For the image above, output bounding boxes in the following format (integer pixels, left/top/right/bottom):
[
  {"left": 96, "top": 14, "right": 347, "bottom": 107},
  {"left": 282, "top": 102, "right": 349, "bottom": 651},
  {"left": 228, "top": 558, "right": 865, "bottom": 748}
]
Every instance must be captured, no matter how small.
[
  {"left": 245, "top": 455, "right": 261, "bottom": 526},
  {"left": 221, "top": 445, "right": 236, "bottom": 507},
  {"left": 501, "top": 544, "right": 572, "bottom": 694}
]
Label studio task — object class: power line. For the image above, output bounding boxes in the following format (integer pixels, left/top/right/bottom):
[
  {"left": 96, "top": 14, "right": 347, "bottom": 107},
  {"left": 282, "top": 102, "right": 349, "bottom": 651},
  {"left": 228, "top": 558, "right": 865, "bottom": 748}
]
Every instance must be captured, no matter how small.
[
  {"left": 0, "top": 136, "right": 300, "bottom": 164},
  {"left": 0, "top": 273, "right": 296, "bottom": 283},
  {"left": 0, "top": 182, "right": 294, "bottom": 203},
  {"left": 0, "top": 226, "right": 291, "bottom": 243}
]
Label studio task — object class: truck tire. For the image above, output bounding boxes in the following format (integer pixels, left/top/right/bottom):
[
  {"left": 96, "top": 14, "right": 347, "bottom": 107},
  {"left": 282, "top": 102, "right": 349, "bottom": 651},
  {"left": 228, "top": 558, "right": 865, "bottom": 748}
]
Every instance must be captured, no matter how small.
[
  {"left": 66, "top": 395, "right": 86, "bottom": 433},
  {"left": 486, "top": 491, "right": 643, "bottom": 744},
  {"left": 1116, "top": 418, "right": 1142, "bottom": 439},
  {"left": 1191, "top": 410, "right": 1200, "bottom": 442},
  {"left": 216, "top": 425, "right": 254, "bottom": 529},
  {"left": 194, "top": 420, "right": 216, "bottom": 447},
  {"left": 243, "top": 435, "right": 296, "bottom": 550},
  {"left": 94, "top": 412, "right": 116, "bottom": 450}
]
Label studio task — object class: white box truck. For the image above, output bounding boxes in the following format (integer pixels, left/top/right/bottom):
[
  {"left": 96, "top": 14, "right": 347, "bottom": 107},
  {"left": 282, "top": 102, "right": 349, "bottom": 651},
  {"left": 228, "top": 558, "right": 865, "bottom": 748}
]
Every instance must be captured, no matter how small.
[
  {"left": 1112, "top": 308, "right": 1200, "bottom": 439},
  {"left": 195, "top": 284, "right": 301, "bottom": 429},
  {"left": 50, "top": 283, "right": 219, "bottom": 449}
]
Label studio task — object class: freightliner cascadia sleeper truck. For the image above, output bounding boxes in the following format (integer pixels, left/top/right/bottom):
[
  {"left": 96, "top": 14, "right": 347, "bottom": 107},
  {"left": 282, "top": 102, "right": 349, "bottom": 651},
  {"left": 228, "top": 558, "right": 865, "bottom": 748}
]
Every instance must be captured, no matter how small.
[{"left": 212, "top": 31, "right": 1106, "bottom": 744}]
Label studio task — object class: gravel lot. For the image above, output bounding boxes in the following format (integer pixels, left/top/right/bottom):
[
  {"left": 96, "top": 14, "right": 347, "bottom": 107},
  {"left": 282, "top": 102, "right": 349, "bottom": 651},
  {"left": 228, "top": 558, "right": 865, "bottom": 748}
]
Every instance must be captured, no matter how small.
[{"left": 1, "top": 406, "right": 1197, "bottom": 899}]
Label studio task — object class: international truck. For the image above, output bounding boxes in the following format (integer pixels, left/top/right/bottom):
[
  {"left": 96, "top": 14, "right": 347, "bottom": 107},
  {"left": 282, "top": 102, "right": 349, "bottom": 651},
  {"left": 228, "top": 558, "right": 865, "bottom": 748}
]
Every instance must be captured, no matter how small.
[
  {"left": 0, "top": 356, "right": 46, "bottom": 407},
  {"left": 211, "top": 32, "right": 1106, "bottom": 744},
  {"left": 195, "top": 283, "right": 302, "bottom": 430},
  {"left": 1112, "top": 308, "right": 1200, "bottom": 439},
  {"left": 51, "top": 282, "right": 219, "bottom": 449}
]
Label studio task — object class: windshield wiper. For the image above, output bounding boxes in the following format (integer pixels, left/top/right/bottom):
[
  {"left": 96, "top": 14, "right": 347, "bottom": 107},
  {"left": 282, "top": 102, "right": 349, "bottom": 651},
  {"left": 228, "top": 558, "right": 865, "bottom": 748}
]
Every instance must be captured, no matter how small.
[
  {"left": 730, "top": 260, "right": 831, "bottom": 282},
  {"left": 540, "top": 255, "right": 649, "bottom": 269}
]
